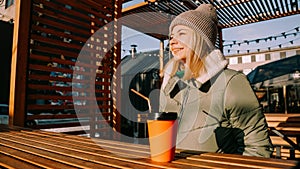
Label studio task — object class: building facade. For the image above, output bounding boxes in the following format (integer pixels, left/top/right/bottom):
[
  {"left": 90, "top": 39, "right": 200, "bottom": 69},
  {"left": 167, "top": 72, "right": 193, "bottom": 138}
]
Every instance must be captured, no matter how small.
[
  {"left": 226, "top": 46, "right": 300, "bottom": 114},
  {"left": 227, "top": 46, "right": 300, "bottom": 75}
]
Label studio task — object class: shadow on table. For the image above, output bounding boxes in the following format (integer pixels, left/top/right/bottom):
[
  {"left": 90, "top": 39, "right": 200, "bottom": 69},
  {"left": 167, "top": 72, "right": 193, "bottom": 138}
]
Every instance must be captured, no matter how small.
[
  {"left": 175, "top": 150, "right": 207, "bottom": 159},
  {"left": 291, "top": 161, "right": 300, "bottom": 169}
]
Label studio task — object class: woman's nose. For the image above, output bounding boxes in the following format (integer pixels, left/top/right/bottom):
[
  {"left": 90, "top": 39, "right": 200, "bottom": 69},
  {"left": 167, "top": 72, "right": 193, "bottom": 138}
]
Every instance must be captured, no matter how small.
[{"left": 170, "top": 37, "right": 178, "bottom": 46}]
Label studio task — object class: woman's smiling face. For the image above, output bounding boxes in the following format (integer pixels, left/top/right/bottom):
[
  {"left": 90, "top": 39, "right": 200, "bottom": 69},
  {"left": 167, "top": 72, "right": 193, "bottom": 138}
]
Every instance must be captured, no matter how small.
[{"left": 170, "top": 25, "right": 194, "bottom": 63}]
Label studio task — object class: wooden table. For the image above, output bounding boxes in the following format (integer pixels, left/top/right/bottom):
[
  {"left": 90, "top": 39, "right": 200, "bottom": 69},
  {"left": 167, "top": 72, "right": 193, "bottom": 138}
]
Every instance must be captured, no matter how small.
[{"left": 0, "top": 124, "right": 299, "bottom": 169}]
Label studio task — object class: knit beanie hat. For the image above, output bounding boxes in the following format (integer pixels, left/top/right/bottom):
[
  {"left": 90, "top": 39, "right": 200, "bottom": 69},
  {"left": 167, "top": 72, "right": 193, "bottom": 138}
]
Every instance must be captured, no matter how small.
[{"left": 169, "top": 4, "right": 218, "bottom": 46}]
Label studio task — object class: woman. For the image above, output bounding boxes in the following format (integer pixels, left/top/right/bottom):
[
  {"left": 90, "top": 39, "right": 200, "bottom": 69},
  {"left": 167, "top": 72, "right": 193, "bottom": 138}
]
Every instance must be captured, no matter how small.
[{"left": 159, "top": 4, "right": 273, "bottom": 157}]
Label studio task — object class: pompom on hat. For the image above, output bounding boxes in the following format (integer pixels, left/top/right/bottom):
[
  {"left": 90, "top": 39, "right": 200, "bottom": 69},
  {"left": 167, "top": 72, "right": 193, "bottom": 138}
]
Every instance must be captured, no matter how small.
[{"left": 169, "top": 4, "right": 218, "bottom": 46}]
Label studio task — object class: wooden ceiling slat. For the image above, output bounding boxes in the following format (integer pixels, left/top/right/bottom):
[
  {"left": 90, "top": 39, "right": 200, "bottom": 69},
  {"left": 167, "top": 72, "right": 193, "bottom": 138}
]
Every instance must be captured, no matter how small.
[
  {"left": 147, "top": 1, "right": 184, "bottom": 15},
  {"left": 210, "top": 1, "right": 234, "bottom": 27},
  {"left": 244, "top": 1, "right": 258, "bottom": 19},
  {"left": 280, "top": 0, "right": 287, "bottom": 13},
  {"left": 215, "top": 12, "right": 230, "bottom": 28},
  {"left": 181, "top": 0, "right": 197, "bottom": 9},
  {"left": 122, "top": 0, "right": 153, "bottom": 13},
  {"left": 269, "top": 0, "right": 278, "bottom": 15},
  {"left": 226, "top": 0, "right": 246, "bottom": 26},
  {"left": 168, "top": 2, "right": 181, "bottom": 15},
  {"left": 248, "top": 0, "right": 261, "bottom": 20},
  {"left": 274, "top": 0, "right": 282, "bottom": 15},
  {"left": 122, "top": 0, "right": 133, "bottom": 3},
  {"left": 234, "top": 2, "right": 252, "bottom": 23},
  {"left": 262, "top": 0, "right": 274, "bottom": 17},
  {"left": 291, "top": 0, "right": 297, "bottom": 12},
  {"left": 294, "top": 0, "right": 299, "bottom": 12},
  {"left": 253, "top": 0, "right": 265, "bottom": 19},
  {"left": 239, "top": 1, "right": 257, "bottom": 23},
  {"left": 226, "top": 1, "right": 248, "bottom": 25},
  {"left": 212, "top": 1, "right": 233, "bottom": 23},
  {"left": 164, "top": 1, "right": 183, "bottom": 14},
  {"left": 286, "top": 0, "right": 292, "bottom": 13},
  {"left": 166, "top": 3, "right": 180, "bottom": 15},
  {"left": 258, "top": 0, "right": 271, "bottom": 17},
  {"left": 171, "top": 1, "right": 189, "bottom": 12},
  {"left": 219, "top": 0, "right": 241, "bottom": 26}
]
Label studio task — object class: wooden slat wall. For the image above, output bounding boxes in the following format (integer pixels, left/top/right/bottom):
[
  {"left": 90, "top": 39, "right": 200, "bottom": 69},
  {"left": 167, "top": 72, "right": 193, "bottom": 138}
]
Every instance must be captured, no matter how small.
[{"left": 10, "top": 0, "right": 122, "bottom": 138}]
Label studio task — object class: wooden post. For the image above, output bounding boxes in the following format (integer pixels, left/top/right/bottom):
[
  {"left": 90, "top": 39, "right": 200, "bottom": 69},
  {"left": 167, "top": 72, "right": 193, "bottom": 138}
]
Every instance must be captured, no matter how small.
[
  {"left": 283, "top": 85, "right": 287, "bottom": 114},
  {"left": 159, "top": 39, "right": 164, "bottom": 74},
  {"left": 217, "top": 25, "right": 223, "bottom": 52},
  {"left": 9, "top": 0, "right": 32, "bottom": 126}
]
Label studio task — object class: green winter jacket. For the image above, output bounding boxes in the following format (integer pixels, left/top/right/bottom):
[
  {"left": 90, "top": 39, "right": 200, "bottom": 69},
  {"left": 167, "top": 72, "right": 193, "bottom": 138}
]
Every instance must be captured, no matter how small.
[{"left": 159, "top": 50, "right": 273, "bottom": 157}]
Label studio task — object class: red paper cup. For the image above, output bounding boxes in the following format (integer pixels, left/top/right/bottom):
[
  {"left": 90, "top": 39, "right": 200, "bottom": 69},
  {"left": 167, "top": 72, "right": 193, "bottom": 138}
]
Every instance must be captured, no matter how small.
[{"left": 147, "top": 120, "right": 178, "bottom": 162}]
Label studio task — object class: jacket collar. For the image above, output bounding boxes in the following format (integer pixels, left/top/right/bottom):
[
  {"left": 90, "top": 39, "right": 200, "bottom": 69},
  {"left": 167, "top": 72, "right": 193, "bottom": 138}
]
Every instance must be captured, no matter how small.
[{"left": 195, "top": 49, "right": 228, "bottom": 85}]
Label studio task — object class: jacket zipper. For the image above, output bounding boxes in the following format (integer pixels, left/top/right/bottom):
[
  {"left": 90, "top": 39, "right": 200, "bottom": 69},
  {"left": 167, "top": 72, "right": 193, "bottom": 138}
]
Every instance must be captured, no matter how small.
[{"left": 178, "top": 86, "right": 190, "bottom": 128}]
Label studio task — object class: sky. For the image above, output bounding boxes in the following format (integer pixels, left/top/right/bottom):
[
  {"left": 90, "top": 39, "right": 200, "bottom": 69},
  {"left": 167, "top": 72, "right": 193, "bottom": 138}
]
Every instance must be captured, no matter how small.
[
  {"left": 222, "top": 14, "right": 300, "bottom": 55},
  {"left": 121, "top": 1, "right": 300, "bottom": 58}
]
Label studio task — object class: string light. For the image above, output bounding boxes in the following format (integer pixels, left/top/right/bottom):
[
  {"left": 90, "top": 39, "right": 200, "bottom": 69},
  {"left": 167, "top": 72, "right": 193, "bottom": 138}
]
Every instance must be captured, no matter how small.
[
  {"left": 223, "top": 26, "right": 300, "bottom": 47},
  {"left": 224, "top": 37, "right": 300, "bottom": 54}
]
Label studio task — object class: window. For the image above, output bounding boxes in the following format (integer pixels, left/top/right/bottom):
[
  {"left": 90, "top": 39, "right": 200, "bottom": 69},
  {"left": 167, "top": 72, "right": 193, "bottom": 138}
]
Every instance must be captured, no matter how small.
[
  {"left": 286, "top": 50, "right": 296, "bottom": 57},
  {"left": 265, "top": 54, "right": 271, "bottom": 60},
  {"left": 280, "top": 52, "right": 286, "bottom": 59},
  {"left": 5, "top": 0, "right": 14, "bottom": 8},
  {"left": 251, "top": 55, "right": 256, "bottom": 62},
  {"left": 229, "top": 57, "right": 238, "bottom": 64},
  {"left": 256, "top": 54, "right": 266, "bottom": 62},
  {"left": 238, "top": 57, "right": 242, "bottom": 64},
  {"left": 271, "top": 52, "right": 280, "bottom": 61},
  {"left": 242, "top": 55, "right": 251, "bottom": 63}
]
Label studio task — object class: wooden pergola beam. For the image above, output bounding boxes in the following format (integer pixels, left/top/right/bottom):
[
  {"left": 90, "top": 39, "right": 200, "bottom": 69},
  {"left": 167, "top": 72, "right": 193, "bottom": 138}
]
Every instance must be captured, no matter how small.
[
  {"left": 9, "top": 0, "right": 32, "bottom": 126},
  {"left": 122, "top": 0, "right": 157, "bottom": 13}
]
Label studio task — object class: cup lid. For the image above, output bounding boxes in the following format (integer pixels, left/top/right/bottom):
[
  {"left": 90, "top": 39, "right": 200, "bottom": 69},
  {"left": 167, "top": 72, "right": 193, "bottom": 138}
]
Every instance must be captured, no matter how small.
[{"left": 156, "top": 112, "right": 177, "bottom": 120}]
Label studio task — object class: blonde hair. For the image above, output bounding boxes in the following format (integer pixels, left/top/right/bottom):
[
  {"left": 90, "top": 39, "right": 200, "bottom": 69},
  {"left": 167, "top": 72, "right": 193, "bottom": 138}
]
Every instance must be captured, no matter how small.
[{"left": 163, "top": 30, "right": 211, "bottom": 80}]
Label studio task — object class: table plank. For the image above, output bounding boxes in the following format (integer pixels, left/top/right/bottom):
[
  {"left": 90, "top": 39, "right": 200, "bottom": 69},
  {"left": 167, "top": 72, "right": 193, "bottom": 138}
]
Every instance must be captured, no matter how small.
[
  {"left": 0, "top": 152, "right": 41, "bottom": 169},
  {"left": 190, "top": 153, "right": 298, "bottom": 169},
  {"left": 201, "top": 153, "right": 298, "bottom": 166},
  {"left": 187, "top": 156, "right": 291, "bottom": 169},
  {"left": 172, "top": 158, "right": 256, "bottom": 169},
  {"left": 0, "top": 145, "right": 78, "bottom": 169}
]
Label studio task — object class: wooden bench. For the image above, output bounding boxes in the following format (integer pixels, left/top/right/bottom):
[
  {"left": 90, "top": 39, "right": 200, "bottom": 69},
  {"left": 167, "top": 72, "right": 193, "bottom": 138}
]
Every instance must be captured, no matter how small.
[{"left": 265, "top": 114, "right": 300, "bottom": 159}]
